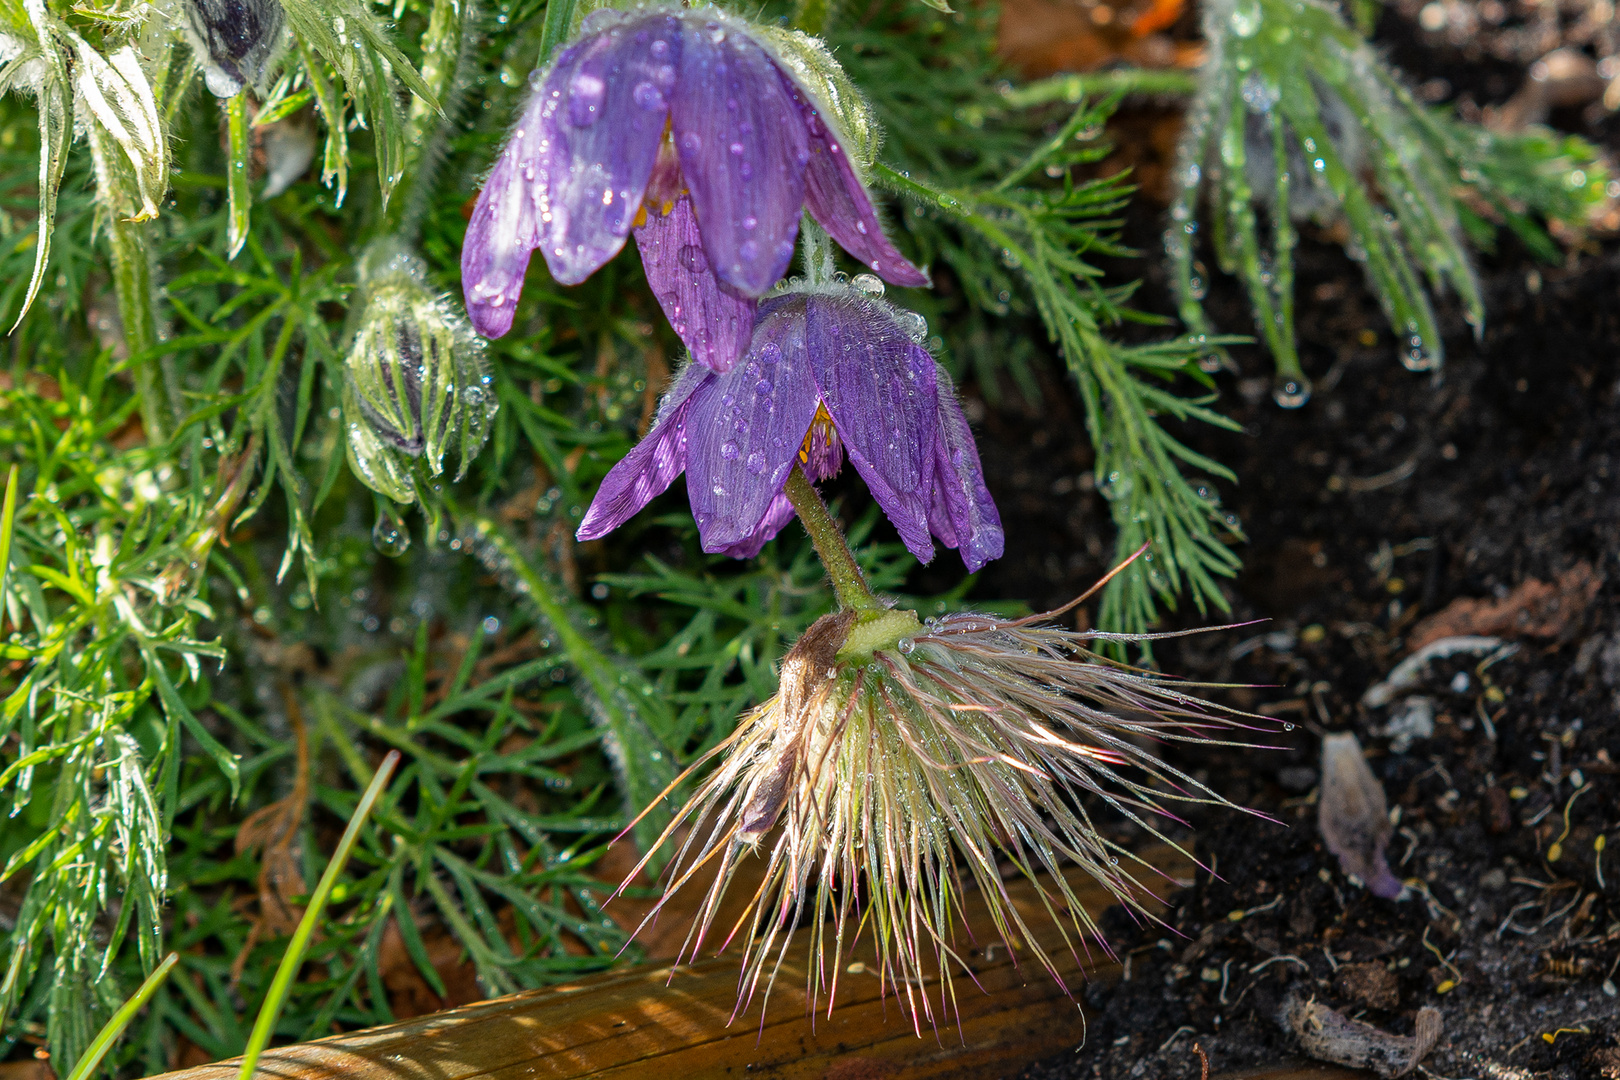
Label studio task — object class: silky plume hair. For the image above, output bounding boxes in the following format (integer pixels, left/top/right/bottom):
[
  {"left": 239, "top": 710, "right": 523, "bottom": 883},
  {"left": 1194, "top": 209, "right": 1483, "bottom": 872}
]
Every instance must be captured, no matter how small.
[{"left": 618, "top": 587, "right": 1266, "bottom": 1030}]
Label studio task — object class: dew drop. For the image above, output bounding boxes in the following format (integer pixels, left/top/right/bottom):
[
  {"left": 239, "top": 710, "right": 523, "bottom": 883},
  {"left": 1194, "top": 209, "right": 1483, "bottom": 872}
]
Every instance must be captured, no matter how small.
[
  {"left": 720, "top": 440, "right": 740, "bottom": 460},
  {"left": 705, "top": 21, "right": 725, "bottom": 42},
  {"left": 745, "top": 450, "right": 766, "bottom": 474},
  {"left": 567, "top": 72, "right": 606, "bottom": 126},
  {"left": 851, "top": 273, "right": 884, "bottom": 298},
  {"left": 677, "top": 244, "right": 708, "bottom": 273},
  {"left": 372, "top": 514, "right": 411, "bottom": 557},
  {"left": 1400, "top": 334, "right": 1439, "bottom": 372},
  {"left": 1272, "top": 373, "right": 1312, "bottom": 408},
  {"left": 894, "top": 309, "right": 928, "bottom": 343},
  {"left": 897, "top": 638, "right": 915, "bottom": 654},
  {"left": 632, "top": 81, "right": 666, "bottom": 111},
  {"left": 1229, "top": 0, "right": 1261, "bottom": 35}
]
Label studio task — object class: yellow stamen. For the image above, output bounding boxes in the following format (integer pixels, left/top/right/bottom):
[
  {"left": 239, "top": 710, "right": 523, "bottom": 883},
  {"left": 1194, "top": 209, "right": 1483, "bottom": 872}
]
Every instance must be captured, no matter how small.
[{"left": 799, "top": 403, "right": 835, "bottom": 466}]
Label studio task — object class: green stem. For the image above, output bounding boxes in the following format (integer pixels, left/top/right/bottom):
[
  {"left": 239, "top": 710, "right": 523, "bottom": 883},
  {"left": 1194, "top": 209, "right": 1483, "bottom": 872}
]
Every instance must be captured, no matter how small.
[
  {"left": 783, "top": 465, "right": 879, "bottom": 612},
  {"left": 997, "top": 68, "right": 1199, "bottom": 110},
  {"left": 108, "top": 218, "right": 168, "bottom": 443}
]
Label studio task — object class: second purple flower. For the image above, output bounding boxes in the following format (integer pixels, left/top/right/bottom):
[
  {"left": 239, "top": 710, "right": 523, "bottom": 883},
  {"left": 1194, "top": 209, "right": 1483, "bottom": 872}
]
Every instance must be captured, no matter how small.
[
  {"left": 461, "top": 6, "right": 928, "bottom": 372},
  {"left": 576, "top": 285, "right": 1004, "bottom": 572}
]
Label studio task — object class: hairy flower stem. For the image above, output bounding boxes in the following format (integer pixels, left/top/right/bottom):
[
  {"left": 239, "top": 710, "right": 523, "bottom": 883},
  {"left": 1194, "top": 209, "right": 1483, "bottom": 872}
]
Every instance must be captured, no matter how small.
[
  {"left": 109, "top": 218, "right": 170, "bottom": 443},
  {"left": 391, "top": 0, "right": 480, "bottom": 241},
  {"left": 783, "top": 464, "right": 880, "bottom": 612}
]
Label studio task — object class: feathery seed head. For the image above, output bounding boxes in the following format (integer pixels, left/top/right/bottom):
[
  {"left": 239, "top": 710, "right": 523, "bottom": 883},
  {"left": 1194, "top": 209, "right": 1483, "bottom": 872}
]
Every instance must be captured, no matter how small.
[{"left": 623, "top": 594, "right": 1262, "bottom": 1028}]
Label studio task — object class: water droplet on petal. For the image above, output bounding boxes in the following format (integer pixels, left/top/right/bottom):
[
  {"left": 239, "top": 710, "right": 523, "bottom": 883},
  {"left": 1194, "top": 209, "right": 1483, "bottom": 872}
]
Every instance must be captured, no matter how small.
[
  {"left": 567, "top": 73, "right": 606, "bottom": 126},
  {"left": 720, "top": 440, "right": 740, "bottom": 460},
  {"left": 678, "top": 244, "right": 708, "bottom": 273},
  {"left": 632, "top": 81, "right": 666, "bottom": 111},
  {"left": 851, "top": 273, "right": 884, "bottom": 298},
  {"left": 745, "top": 450, "right": 766, "bottom": 474}
]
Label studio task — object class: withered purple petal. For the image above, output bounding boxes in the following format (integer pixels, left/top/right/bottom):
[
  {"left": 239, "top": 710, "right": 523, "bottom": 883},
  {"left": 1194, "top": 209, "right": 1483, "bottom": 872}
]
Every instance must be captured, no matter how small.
[
  {"left": 687, "top": 297, "right": 820, "bottom": 554},
  {"left": 575, "top": 362, "right": 709, "bottom": 541},
  {"left": 634, "top": 195, "right": 756, "bottom": 373},
  {"left": 928, "top": 380, "right": 1004, "bottom": 572},
  {"left": 792, "top": 82, "right": 928, "bottom": 289},
  {"left": 807, "top": 295, "right": 937, "bottom": 562},
  {"left": 673, "top": 23, "right": 807, "bottom": 297},
  {"left": 532, "top": 16, "right": 681, "bottom": 287}
]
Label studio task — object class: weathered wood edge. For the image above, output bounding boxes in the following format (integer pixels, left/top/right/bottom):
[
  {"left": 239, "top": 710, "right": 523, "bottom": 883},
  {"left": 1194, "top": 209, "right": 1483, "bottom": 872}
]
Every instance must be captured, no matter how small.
[{"left": 144, "top": 847, "right": 1368, "bottom": 1080}]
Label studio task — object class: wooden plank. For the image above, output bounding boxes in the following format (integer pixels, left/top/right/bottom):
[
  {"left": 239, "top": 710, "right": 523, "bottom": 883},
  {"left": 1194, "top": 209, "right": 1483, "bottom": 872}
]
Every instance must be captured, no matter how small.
[{"left": 142, "top": 847, "right": 1351, "bottom": 1080}]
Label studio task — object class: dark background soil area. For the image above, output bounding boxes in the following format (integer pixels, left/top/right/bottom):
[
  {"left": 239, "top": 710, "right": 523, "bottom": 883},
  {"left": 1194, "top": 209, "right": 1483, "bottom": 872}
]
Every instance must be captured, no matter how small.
[{"left": 954, "top": 4, "right": 1620, "bottom": 1078}]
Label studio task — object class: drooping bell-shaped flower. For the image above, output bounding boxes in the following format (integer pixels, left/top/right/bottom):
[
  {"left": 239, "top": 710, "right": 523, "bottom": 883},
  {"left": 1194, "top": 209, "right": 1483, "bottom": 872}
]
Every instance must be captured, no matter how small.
[
  {"left": 617, "top": 596, "right": 1261, "bottom": 1024},
  {"left": 343, "top": 242, "right": 496, "bottom": 504},
  {"left": 183, "top": 0, "right": 285, "bottom": 98},
  {"left": 576, "top": 283, "right": 1003, "bottom": 571},
  {"left": 461, "top": 6, "right": 928, "bottom": 372}
]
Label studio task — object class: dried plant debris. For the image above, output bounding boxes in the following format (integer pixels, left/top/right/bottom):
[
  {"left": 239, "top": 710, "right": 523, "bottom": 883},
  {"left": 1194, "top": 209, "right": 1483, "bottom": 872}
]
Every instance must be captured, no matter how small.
[
  {"left": 1318, "top": 732, "right": 1403, "bottom": 898},
  {"left": 1283, "top": 994, "right": 1442, "bottom": 1078},
  {"left": 1405, "top": 562, "right": 1603, "bottom": 651}
]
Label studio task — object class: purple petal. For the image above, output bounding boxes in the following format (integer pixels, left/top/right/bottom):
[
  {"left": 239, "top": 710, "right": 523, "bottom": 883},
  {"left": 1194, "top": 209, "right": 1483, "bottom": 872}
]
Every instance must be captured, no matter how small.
[
  {"left": 533, "top": 14, "right": 681, "bottom": 286},
  {"left": 463, "top": 87, "right": 557, "bottom": 337},
  {"left": 576, "top": 362, "right": 711, "bottom": 541},
  {"left": 633, "top": 195, "right": 756, "bottom": 373},
  {"left": 928, "top": 378, "right": 1004, "bottom": 572},
  {"left": 686, "top": 298, "right": 821, "bottom": 554},
  {"left": 672, "top": 19, "right": 807, "bottom": 297},
  {"left": 807, "top": 296, "right": 938, "bottom": 562},
  {"left": 715, "top": 492, "right": 795, "bottom": 558},
  {"left": 790, "top": 80, "right": 928, "bottom": 289}
]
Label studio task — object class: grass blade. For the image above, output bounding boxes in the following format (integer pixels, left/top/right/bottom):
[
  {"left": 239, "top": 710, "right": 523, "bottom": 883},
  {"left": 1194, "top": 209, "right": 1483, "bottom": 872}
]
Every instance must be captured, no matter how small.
[
  {"left": 236, "top": 750, "right": 400, "bottom": 1080},
  {"left": 62, "top": 952, "right": 178, "bottom": 1080}
]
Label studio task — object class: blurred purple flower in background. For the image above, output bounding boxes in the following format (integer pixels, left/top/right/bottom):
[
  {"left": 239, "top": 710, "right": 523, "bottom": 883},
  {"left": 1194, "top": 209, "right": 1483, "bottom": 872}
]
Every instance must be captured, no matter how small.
[
  {"left": 576, "top": 287, "right": 1003, "bottom": 571},
  {"left": 461, "top": 6, "right": 928, "bottom": 372}
]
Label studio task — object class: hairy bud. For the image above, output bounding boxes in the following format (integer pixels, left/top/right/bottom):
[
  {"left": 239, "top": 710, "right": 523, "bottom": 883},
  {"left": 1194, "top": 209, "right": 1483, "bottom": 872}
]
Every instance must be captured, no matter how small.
[
  {"left": 343, "top": 243, "right": 495, "bottom": 504},
  {"left": 184, "top": 0, "right": 285, "bottom": 98}
]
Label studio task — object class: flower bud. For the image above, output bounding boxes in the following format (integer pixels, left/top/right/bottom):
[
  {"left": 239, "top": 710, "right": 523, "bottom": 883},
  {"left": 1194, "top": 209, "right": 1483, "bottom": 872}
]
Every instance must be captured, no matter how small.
[
  {"left": 343, "top": 243, "right": 495, "bottom": 504},
  {"left": 184, "top": 0, "right": 285, "bottom": 98}
]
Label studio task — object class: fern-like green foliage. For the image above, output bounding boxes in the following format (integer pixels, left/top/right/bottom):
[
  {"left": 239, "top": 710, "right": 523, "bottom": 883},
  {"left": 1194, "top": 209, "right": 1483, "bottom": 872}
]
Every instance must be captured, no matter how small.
[
  {"left": 0, "top": 0, "right": 1602, "bottom": 1073},
  {"left": 1170, "top": 0, "right": 1607, "bottom": 402}
]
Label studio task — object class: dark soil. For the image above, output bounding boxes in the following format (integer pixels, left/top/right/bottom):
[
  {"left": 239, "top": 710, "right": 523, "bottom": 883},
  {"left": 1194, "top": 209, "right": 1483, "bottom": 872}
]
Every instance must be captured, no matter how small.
[{"left": 972, "top": 4, "right": 1620, "bottom": 1078}]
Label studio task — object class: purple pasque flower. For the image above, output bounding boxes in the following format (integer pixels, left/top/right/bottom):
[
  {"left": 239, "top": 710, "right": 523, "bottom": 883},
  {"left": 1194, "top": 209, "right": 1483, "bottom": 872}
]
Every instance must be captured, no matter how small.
[
  {"left": 576, "top": 287, "right": 1004, "bottom": 572},
  {"left": 460, "top": 6, "right": 928, "bottom": 372}
]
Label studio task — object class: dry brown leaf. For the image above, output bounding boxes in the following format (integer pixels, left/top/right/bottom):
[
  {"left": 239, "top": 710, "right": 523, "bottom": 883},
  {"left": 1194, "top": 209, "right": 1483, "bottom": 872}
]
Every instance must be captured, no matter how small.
[
  {"left": 376, "top": 917, "right": 485, "bottom": 1019},
  {"left": 0, "top": 1059, "right": 56, "bottom": 1080},
  {"left": 229, "top": 685, "right": 310, "bottom": 986},
  {"left": 1407, "top": 562, "right": 1602, "bottom": 651},
  {"left": 1286, "top": 995, "right": 1442, "bottom": 1078}
]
